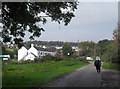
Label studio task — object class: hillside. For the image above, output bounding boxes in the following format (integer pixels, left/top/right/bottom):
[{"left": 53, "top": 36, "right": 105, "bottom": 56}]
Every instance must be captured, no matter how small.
[{"left": 24, "top": 41, "right": 78, "bottom": 47}]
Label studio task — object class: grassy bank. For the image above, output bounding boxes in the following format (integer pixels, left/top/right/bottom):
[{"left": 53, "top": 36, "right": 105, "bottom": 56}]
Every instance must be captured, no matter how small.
[
  {"left": 2, "top": 59, "right": 89, "bottom": 87},
  {"left": 102, "top": 62, "right": 120, "bottom": 71}
]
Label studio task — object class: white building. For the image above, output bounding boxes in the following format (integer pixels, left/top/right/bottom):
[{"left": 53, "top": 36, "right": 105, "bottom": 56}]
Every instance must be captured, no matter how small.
[
  {"left": 18, "top": 46, "right": 28, "bottom": 61},
  {"left": 55, "top": 46, "right": 62, "bottom": 50},
  {"left": 18, "top": 44, "right": 56, "bottom": 61},
  {"left": 86, "top": 57, "right": 93, "bottom": 60}
]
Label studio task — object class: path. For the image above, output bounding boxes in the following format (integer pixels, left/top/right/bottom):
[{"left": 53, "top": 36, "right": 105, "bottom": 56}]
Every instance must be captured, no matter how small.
[
  {"left": 43, "top": 62, "right": 102, "bottom": 87},
  {"left": 101, "top": 68, "right": 119, "bottom": 87}
]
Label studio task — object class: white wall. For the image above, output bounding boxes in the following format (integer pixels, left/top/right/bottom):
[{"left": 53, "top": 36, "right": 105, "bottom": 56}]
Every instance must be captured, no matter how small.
[
  {"left": 25, "top": 53, "right": 35, "bottom": 60},
  {"left": 18, "top": 46, "right": 28, "bottom": 61},
  {"left": 28, "top": 44, "right": 38, "bottom": 57},
  {"left": 18, "top": 44, "right": 56, "bottom": 61},
  {"left": 86, "top": 57, "right": 93, "bottom": 60}
]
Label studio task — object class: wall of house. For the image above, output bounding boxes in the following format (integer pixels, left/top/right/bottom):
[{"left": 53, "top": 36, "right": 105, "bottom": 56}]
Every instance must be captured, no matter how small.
[
  {"left": 18, "top": 44, "right": 56, "bottom": 61},
  {"left": 18, "top": 46, "right": 28, "bottom": 61},
  {"left": 28, "top": 45, "right": 38, "bottom": 57},
  {"left": 25, "top": 53, "right": 35, "bottom": 60}
]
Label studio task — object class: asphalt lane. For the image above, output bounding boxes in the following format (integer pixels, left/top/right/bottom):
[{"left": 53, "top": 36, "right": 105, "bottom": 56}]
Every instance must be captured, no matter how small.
[
  {"left": 44, "top": 62, "right": 102, "bottom": 87},
  {"left": 101, "top": 68, "right": 119, "bottom": 87}
]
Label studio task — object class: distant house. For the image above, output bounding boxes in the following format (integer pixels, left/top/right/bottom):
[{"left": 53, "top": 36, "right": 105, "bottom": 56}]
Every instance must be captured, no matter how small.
[
  {"left": 55, "top": 46, "right": 62, "bottom": 50},
  {"left": 86, "top": 57, "right": 93, "bottom": 60},
  {"left": 18, "top": 44, "right": 56, "bottom": 61}
]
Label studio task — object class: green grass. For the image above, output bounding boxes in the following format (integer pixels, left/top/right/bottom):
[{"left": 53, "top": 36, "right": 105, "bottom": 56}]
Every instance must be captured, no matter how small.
[
  {"left": 102, "top": 62, "right": 120, "bottom": 71},
  {"left": 2, "top": 59, "right": 89, "bottom": 87}
]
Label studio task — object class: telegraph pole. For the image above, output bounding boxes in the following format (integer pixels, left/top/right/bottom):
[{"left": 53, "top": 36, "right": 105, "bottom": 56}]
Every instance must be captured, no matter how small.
[
  {"left": 93, "top": 43, "right": 96, "bottom": 60},
  {"left": 78, "top": 40, "right": 79, "bottom": 57}
]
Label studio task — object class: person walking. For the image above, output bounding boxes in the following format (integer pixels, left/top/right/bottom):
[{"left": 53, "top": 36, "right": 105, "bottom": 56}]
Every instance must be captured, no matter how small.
[{"left": 94, "top": 54, "right": 101, "bottom": 73}]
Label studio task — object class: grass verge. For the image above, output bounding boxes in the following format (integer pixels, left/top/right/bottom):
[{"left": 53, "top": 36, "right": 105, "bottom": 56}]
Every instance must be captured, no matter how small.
[
  {"left": 102, "top": 62, "right": 120, "bottom": 71},
  {"left": 2, "top": 59, "right": 89, "bottom": 87}
]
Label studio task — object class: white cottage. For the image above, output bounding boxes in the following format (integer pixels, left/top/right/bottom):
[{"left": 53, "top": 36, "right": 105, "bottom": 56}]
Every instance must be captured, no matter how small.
[
  {"left": 18, "top": 44, "right": 56, "bottom": 61},
  {"left": 18, "top": 46, "right": 28, "bottom": 61},
  {"left": 28, "top": 44, "right": 38, "bottom": 57}
]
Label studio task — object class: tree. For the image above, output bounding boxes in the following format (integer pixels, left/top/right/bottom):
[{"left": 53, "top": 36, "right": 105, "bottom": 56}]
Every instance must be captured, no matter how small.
[
  {"left": 97, "top": 39, "right": 111, "bottom": 55},
  {"left": 2, "top": 2, "right": 78, "bottom": 45},
  {"left": 78, "top": 41, "right": 95, "bottom": 57},
  {"left": 62, "top": 42, "right": 73, "bottom": 56},
  {"left": 104, "top": 41, "right": 118, "bottom": 63},
  {"left": 103, "top": 23, "right": 120, "bottom": 63}
]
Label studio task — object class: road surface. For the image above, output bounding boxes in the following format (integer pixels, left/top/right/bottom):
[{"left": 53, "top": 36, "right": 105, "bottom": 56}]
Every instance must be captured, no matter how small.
[
  {"left": 43, "top": 62, "right": 102, "bottom": 87},
  {"left": 101, "top": 68, "right": 119, "bottom": 87}
]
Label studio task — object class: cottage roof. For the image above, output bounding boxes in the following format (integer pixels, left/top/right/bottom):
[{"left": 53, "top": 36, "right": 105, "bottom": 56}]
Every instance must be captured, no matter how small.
[
  {"left": 28, "top": 52, "right": 37, "bottom": 57},
  {"left": 24, "top": 45, "right": 30, "bottom": 50},
  {"left": 23, "top": 44, "right": 56, "bottom": 52}
]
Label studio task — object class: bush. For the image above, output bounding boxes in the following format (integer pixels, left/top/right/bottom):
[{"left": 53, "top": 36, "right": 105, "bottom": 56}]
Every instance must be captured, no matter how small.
[
  {"left": 10, "top": 60, "right": 20, "bottom": 64},
  {"left": 70, "top": 54, "right": 78, "bottom": 59},
  {"left": 76, "top": 57, "right": 89, "bottom": 63},
  {"left": 9, "top": 59, "right": 34, "bottom": 64},
  {"left": 41, "top": 54, "right": 54, "bottom": 61},
  {"left": 34, "top": 55, "right": 63, "bottom": 62},
  {"left": 34, "top": 58, "right": 44, "bottom": 63},
  {"left": 53, "top": 55, "right": 63, "bottom": 61},
  {"left": 21, "top": 59, "right": 34, "bottom": 64}
]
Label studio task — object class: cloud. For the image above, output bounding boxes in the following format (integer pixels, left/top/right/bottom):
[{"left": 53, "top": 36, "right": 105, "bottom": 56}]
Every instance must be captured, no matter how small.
[{"left": 24, "top": 2, "right": 118, "bottom": 43}]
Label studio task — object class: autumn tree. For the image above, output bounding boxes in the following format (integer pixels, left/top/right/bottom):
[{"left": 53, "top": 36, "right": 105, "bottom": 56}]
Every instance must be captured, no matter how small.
[
  {"left": 2, "top": 2, "right": 78, "bottom": 45},
  {"left": 97, "top": 39, "right": 111, "bottom": 55},
  {"left": 62, "top": 42, "right": 73, "bottom": 56},
  {"left": 78, "top": 41, "right": 95, "bottom": 57},
  {"left": 103, "top": 22, "right": 120, "bottom": 63}
]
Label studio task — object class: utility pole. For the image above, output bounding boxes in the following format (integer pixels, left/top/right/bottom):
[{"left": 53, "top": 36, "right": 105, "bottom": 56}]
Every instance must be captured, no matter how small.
[
  {"left": 93, "top": 43, "right": 96, "bottom": 60},
  {"left": 78, "top": 40, "right": 79, "bottom": 57}
]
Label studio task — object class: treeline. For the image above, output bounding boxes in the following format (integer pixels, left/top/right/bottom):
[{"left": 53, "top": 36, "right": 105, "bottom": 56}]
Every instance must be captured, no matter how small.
[
  {"left": 2, "top": 47, "right": 17, "bottom": 59},
  {"left": 78, "top": 41, "right": 96, "bottom": 57},
  {"left": 77, "top": 26, "right": 119, "bottom": 64},
  {"left": 77, "top": 39, "right": 119, "bottom": 64},
  {"left": 101, "top": 23, "right": 119, "bottom": 64},
  {"left": 24, "top": 40, "right": 78, "bottom": 47}
]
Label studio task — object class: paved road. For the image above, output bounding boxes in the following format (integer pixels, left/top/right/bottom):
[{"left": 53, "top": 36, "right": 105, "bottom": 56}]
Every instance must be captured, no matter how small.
[
  {"left": 101, "top": 68, "right": 119, "bottom": 87},
  {"left": 43, "top": 62, "right": 102, "bottom": 87}
]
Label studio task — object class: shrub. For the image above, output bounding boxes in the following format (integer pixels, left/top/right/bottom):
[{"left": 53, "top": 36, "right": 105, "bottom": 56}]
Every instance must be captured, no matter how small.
[
  {"left": 78, "top": 58, "right": 89, "bottom": 63},
  {"left": 34, "top": 55, "right": 63, "bottom": 62},
  {"left": 53, "top": 55, "right": 63, "bottom": 61},
  {"left": 21, "top": 59, "right": 34, "bottom": 64},
  {"left": 41, "top": 54, "right": 54, "bottom": 61},
  {"left": 70, "top": 54, "right": 78, "bottom": 59},
  {"left": 34, "top": 58, "right": 44, "bottom": 63},
  {"left": 9, "top": 59, "right": 35, "bottom": 64},
  {"left": 10, "top": 59, "right": 19, "bottom": 64}
]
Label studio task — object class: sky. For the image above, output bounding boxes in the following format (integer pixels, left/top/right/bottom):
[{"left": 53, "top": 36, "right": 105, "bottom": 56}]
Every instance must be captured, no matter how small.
[{"left": 24, "top": 2, "right": 118, "bottom": 43}]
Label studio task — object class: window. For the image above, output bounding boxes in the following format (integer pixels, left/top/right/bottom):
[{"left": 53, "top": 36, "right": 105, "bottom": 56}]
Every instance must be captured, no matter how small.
[{"left": 41, "top": 52, "right": 42, "bottom": 55}]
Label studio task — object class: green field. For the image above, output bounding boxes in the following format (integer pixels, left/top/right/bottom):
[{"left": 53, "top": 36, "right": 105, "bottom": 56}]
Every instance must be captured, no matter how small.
[
  {"left": 102, "top": 62, "right": 120, "bottom": 71},
  {"left": 2, "top": 59, "right": 88, "bottom": 87}
]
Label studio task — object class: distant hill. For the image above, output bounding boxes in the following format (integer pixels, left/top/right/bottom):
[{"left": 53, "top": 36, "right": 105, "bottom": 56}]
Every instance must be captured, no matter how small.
[{"left": 24, "top": 41, "right": 78, "bottom": 47}]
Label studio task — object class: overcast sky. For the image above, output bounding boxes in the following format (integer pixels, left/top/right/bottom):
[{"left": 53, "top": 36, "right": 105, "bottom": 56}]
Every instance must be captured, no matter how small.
[{"left": 24, "top": 2, "right": 118, "bottom": 43}]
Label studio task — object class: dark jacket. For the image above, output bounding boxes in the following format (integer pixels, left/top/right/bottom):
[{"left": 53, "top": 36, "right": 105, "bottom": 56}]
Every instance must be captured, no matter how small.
[{"left": 94, "top": 60, "right": 101, "bottom": 67}]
